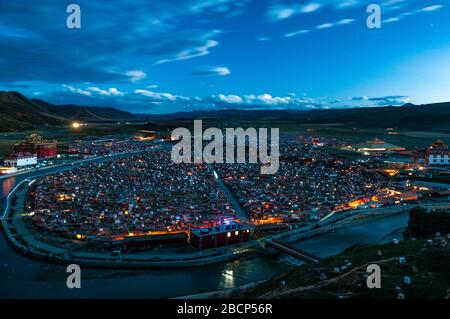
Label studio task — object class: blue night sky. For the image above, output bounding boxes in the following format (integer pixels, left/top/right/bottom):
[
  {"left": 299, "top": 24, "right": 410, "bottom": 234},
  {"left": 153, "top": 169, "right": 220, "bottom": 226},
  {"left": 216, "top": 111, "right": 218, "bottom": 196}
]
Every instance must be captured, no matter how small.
[{"left": 0, "top": 0, "right": 449, "bottom": 113}]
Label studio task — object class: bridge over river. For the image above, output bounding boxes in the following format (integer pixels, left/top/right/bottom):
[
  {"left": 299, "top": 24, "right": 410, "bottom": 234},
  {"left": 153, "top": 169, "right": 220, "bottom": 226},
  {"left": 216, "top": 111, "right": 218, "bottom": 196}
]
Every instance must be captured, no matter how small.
[{"left": 264, "top": 238, "right": 320, "bottom": 264}]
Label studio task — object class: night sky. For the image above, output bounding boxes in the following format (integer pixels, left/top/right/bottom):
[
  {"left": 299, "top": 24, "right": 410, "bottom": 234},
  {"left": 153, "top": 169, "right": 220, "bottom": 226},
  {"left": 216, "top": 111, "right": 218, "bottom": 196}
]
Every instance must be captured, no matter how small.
[{"left": 0, "top": 0, "right": 449, "bottom": 113}]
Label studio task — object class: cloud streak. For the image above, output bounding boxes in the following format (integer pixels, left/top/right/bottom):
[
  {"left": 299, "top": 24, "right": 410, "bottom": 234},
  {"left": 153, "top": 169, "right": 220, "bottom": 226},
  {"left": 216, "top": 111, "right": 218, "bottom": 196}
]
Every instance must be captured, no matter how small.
[
  {"left": 126, "top": 70, "right": 147, "bottom": 82},
  {"left": 383, "top": 3, "right": 444, "bottom": 25},
  {"left": 283, "top": 18, "right": 355, "bottom": 39},
  {"left": 417, "top": 5, "right": 444, "bottom": 12},
  {"left": 192, "top": 66, "right": 231, "bottom": 76},
  {"left": 267, "top": 2, "right": 322, "bottom": 21},
  {"left": 155, "top": 30, "right": 222, "bottom": 64},
  {"left": 87, "top": 87, "right": 126, "bottom": 97}
]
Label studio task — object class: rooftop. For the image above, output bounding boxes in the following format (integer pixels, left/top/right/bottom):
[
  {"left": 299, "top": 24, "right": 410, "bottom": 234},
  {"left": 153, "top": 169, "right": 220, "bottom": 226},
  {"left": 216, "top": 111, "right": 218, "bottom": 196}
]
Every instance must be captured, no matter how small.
[{"left": 353, "top": 138, "right": 406, "bottom": 151}]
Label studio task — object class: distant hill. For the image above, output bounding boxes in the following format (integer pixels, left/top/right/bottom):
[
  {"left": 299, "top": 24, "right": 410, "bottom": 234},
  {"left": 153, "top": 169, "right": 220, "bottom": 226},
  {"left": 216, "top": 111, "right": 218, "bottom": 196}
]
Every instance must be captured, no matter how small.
[
  {"left": 296, "top": 102, "right": 450, "bottom": 129},
  {"left": 144, "top": 102, "right": 450, "bottom": 131},
  {"left": 145, "top": 109, "right": 307, "bottom": 121},
  {"left": 0, "top": 91, "right": 65, "bottom": 131},
  {"left": 0, "top": 91, "right": 135, "bottom": 131},
  {"left": 32, "top": 99, "right": 135, "bottom": 122}
]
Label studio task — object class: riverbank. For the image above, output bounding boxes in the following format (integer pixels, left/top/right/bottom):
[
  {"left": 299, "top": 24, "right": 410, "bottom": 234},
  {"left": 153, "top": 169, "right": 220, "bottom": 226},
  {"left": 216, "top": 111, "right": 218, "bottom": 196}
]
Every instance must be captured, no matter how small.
[
  {"left": 238, "top": 237, "right": 450, "bottom": 299},
  {"left": 173, "top": 279, "right": 269, "bottom": 299},
  {"left": 173, "top": 213, "right": 413, "bottom": 299}
]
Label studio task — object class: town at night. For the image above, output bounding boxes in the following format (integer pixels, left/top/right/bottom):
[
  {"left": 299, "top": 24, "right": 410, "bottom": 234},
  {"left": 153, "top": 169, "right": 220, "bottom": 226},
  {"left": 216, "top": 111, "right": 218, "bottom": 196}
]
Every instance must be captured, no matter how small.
[{"left": 0, "top": 0, "right": 449, "bottom": 314}]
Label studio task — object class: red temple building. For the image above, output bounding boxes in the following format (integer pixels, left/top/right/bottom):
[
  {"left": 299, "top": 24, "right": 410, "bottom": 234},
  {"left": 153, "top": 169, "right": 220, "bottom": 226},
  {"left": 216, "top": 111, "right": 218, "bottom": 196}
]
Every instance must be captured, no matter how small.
[
  {"left": 190, "top": 221, "right": 252, "bottom": 250},
  {"left": 14, "top": 134, "right": 58, "bottom": 159}
]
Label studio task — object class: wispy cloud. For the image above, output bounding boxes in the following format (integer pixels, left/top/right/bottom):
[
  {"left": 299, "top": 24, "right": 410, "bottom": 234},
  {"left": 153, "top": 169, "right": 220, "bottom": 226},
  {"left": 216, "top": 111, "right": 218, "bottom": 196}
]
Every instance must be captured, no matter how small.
[
  {"left": 63, "top": 85, "right": 92, "bottom": 97},
  {"left": 266, "top": 0, "right": 409, "bottom": 22},
  {"left": 316, "top": 23, "right": 334, "bottom": 29},
  {"left": 268, "top": 6, "right": 296, "bottom": 20},
  {"left": 283, "top": 29, "right": 310, "bottom": 38},
  {"left": 87, "top": 87, "right": 126, "bottom": 97},
  {"left": 336, "top": 0, "right": 361, "bottom": 9},
  {"left": 155, "top": 30, "right": 222, "bottom": 64},
  {"left": 134, "top": 89, "right": 190, "bottom": 101},
  {"left": 384, "top": 17, "right": 401, "bottom": 23},
  {"left": 283, "top": 18, "right": 355, "bottom": 39},
  {"left": 368, "top": 95, "right": 410, "bottom": 105},
  {"left": 383, "top": 4, "right": 444, "bottom": 25},
  {"left": 126, "top": 70, "right": 146, "bottom": 82},
  {"left": 382, "top": 0, "right": 407, "bottom": 6},
  {"left": 192, "top": 66, "right": 231, "bottom": 76},
  {"left": 417, "top": 5, "right": 444, "bottom": 12},
  {"left": 267, "top": 2, "right": 322, "bottom": 21},
  {"left": 352, "top": 96, "right": 369, "bottom": 101},
  {"left": 351, "top": 95, "right": 410, "bottom": 106},
  {"left": 188, "top": 0, "right": 250, "bottom": 17},
  {"left": 337, "top": 18, "right": 356, "bottom": 25},
  {"left": 301, "top": 3, "right": 322, "bottom": 13}
]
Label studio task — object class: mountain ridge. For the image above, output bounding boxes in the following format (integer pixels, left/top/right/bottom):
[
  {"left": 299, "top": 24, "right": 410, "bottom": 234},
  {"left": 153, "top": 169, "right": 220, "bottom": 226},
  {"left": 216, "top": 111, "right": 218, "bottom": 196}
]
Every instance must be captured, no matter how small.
[
  {"left": 1, "top": 91, "right": 450, "bottom": 131},
  {"left": 142, "top": 101, "right": 450, "bottom": 130},
  {"left": 0, "top": 91, "right": 135, "bottom": 131}
]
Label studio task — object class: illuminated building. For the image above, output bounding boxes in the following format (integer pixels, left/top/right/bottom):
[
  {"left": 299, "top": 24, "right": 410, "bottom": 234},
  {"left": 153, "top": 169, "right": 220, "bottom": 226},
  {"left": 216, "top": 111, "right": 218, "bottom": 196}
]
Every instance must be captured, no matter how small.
[
  {"left": 353, "top": 138, "right": 406, "bottom": 153},
  {"left": 14, "top": 134, "right": 57, "bottom": 159},
  {"left": 384, "top": 169, "right": 399, "bottom": 177},
  {"left": 57, "top": 143, "right": 80, "bottom": 156},
  {"left": 427, "top": 140, "right": 450, "bottom": 166},
  {"left": 133, "top": 130, "right": 157, "bottom": 141},
  {"left": 4, "top": 153, "right": 37, "bottom": 167},
  {"left": 347, "top": 198, "right": 367, "bottom": 209},
  {"left": 190, "top": 221, "right": 252, "bottom": 250},
  {"left": 0, "top": 167, "right": 18, "bottom": 175}
]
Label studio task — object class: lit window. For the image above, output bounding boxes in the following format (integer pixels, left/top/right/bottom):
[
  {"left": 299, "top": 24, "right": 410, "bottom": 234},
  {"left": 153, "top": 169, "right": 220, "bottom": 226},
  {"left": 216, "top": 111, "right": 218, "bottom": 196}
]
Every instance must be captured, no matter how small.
[
  {"left": 227, "top": 232, "right": 231, "bottom": 238},
  {"left": 235, "top": 231, "right": 239, "bottom": 236}
]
